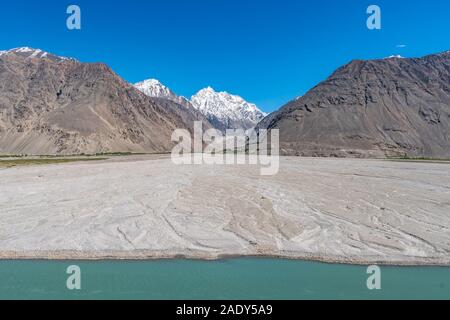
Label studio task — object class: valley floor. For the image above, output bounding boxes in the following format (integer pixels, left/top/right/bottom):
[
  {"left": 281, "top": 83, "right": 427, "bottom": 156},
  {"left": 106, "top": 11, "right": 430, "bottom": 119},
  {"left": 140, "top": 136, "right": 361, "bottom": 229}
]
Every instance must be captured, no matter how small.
[{"left": 0, "top": 156, "right": 449, "bottom": 265}]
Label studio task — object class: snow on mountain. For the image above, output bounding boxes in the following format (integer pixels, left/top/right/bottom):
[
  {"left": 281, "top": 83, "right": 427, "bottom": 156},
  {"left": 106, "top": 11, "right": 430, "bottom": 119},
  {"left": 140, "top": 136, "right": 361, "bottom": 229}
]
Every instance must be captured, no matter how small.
[
  {"left": 385, "top": 55, "right": 404, "bottom": 59},
  {"left": 0, "top": 47, "right": 75, "bottom": 61},
  {"left": 134, "top": 79, "right": 191, "bottom": 108},
  {"left": 190, "top": 87, "right": 267, "bottom": 131}
]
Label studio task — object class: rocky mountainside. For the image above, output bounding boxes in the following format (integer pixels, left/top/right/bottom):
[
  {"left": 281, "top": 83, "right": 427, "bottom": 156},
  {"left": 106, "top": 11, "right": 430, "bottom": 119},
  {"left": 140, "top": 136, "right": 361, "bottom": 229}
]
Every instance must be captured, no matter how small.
[
  {"left": 258, "top": 51, "right": 450, "bottom": 158},
  {"left": 0, "top": 48, "right": 207, "bottom": 155},
  {"left": 190, "top": 87, "right": 266, "bottom": 131}
]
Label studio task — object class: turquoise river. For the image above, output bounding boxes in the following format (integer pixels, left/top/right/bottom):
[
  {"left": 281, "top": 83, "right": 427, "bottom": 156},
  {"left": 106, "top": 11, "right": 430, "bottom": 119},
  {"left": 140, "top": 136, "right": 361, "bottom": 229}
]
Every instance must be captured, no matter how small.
[{"left": 0, "top": 259, "right": 449, "bottom": 300}]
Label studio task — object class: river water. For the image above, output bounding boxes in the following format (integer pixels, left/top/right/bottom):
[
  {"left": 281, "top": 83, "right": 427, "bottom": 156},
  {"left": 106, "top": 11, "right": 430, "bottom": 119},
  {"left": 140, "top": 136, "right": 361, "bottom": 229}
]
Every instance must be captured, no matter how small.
[{"left": 0, "top": 259, "right": 449, "bottom": 299}]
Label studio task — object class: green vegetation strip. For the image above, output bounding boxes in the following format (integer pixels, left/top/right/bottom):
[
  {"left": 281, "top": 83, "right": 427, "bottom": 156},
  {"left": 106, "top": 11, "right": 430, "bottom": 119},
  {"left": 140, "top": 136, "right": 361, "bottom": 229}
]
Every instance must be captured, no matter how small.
[
  {"left": 0, "top": 158, "right": 107, "bottom": 168},
  {"left": 387, "top": 156, "right": 450, "bottom": 164},
  {"left": 0, "top": 152, "right": 161, "bottom": 158}
]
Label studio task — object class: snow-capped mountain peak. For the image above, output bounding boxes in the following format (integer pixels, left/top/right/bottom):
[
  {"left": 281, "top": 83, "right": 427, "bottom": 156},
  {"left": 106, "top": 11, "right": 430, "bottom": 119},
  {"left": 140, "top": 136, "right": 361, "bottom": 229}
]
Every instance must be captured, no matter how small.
[
  {"left": 0, "top": 47, "right": 75, "bottom": 62},
  {"left": 135, "top": 79, "right": 172, "bottom": 97},
  {"left": 134, "top": 78, "right": 191, "bottom": 108},
  {"left": 190, "top": 87, "right": 267, "bottom": 131}
]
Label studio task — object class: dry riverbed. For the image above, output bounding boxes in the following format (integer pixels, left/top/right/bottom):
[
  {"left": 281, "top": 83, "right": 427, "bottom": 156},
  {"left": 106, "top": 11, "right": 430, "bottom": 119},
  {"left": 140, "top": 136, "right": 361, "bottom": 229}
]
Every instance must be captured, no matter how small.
[{"left": 0, "top": 156, "right": 449, "bottom": 265}]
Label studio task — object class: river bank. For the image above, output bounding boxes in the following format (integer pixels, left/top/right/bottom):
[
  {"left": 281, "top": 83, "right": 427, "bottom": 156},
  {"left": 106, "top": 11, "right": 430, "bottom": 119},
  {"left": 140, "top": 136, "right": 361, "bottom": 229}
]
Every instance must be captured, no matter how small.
[{"left": 0, "top": 156, "right": 449, "bottom": 266}]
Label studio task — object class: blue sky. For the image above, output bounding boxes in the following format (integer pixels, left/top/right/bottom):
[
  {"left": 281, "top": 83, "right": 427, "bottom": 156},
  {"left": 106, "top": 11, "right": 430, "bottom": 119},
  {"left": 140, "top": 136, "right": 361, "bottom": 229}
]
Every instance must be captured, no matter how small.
[{"left": 0, "top": 0, "right": 449, "bottom": 112}]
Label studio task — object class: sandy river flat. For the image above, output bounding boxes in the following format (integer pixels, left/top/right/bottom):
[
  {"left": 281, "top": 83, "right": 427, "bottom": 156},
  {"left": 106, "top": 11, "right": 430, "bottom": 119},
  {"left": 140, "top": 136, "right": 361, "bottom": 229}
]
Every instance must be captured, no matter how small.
[{"left": 0, "top": 156, "right": 449, "bottom": 265}]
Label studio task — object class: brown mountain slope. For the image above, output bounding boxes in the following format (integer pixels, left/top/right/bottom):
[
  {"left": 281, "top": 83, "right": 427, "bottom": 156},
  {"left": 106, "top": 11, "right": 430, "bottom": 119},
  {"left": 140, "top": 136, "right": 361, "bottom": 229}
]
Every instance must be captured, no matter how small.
[
  {"left": 0, "top": 48, "right": 207, "bottom": 155},
  {"left": 258, "top": 51, "right": 450, "bottom": 158}
]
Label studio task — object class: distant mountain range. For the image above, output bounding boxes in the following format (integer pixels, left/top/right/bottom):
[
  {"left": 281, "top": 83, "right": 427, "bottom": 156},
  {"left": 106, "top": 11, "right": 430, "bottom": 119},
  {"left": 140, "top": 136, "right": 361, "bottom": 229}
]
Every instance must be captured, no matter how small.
[
  {"left": 0, "top": 47, "right": 449, "bottom": 157},
  {"left": 258, "top": 51, "right": 450, "bottom": 158},
  {"left": 135, "top": 79, "right": 266, "bottom": 131},
  {"left": 190, "top": 87, "right": 267, "bottom": 132}
]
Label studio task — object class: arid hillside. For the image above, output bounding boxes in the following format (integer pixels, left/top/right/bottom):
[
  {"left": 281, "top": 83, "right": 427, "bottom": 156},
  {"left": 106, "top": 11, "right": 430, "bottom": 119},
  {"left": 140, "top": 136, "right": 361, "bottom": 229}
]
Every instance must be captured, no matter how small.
[
  {"left": 258, "top": 51, "right": 450, "bottom": 158},
  {"left": 0, "top": 48, "right": 207, "bottom": 155}
]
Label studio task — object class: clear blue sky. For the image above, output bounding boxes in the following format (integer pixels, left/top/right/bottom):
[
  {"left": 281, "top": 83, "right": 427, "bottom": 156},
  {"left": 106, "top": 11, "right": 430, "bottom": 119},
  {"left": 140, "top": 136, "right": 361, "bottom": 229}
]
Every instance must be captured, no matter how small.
[{"left": 0, "top": 0, "right": 449, "bottom": 112}]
